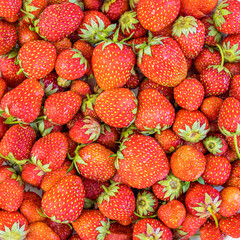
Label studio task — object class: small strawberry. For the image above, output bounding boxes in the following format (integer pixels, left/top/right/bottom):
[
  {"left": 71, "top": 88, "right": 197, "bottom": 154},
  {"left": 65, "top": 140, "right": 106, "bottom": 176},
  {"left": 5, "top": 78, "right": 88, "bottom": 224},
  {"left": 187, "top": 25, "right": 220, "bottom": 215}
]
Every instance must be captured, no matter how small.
[
  {"left": 95, "top": 88, "right": 137, "bottom": 128},
  {"left": 157, "top": 200, "right": 186, "bottom": 229},
  {"left": 70, "top": 80, "right": 92, "bottom": 98},
  {"left": 44, "top": 90, "right": 82, "bottom": 125},
  {"left": 224, "top": 160, "right": 240, "bottom": 189},
  {"left": 229, "top": 75, "right": 240, "bottom": 101},
  {"left": 184, "top": 140, "right": 208, "bottom": 154},
  {"left": 83, "top": 0, "right": 102, "bottom": 10},
  {"left": 172, "top": 16, "right": 205, "bottom": 59},
  {"left": 219, "top": 213, "right": 240, "bottom": 238},
  {"left": 105, "top": 222, "right": 133, "bottom": 240},
  {"left": 200, "top": 220, "right": 225, "bottom": 240},
  {"left": 51, "top": 38, "right": 72, "bottom": 55},
  {"left": 225, "top": 62, "right": 240, "bottom": 76},
  {"left": 0, "top": 0, "right": 22, "bottom": 18},
  {"left": 222, "top": 147, "right": 238, "bottom": 163},
  {"left": 123, "top": 68, "right": 141, "bottom": 89},
  {"left": 17, "top": 40, "right": 57, "bottom": 79}
]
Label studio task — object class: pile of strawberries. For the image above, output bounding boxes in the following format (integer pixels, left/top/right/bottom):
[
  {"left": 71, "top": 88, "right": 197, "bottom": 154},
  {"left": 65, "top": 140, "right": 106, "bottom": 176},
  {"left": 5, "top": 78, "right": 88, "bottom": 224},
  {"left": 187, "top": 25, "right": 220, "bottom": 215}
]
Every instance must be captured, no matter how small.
[{"left": 1, "top": 0, "right": 240, "bottom": 239}]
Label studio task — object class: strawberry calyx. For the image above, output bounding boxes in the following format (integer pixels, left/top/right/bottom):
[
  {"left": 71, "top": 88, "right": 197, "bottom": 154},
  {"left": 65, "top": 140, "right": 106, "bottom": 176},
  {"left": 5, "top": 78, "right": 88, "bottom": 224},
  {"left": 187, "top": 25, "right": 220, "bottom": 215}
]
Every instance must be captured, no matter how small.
[
  {"left": 30, "top": 155, "right": 52, "bottom": 176},
  {"left": 100, "top": 123, "right": 112, "bottom": 135},
  {"left": 141, "top": 123, "right": 171, "bottom": 136},
  {"left": 206, "top": 19, "right": 221, "bottom": 44},
  {"left": 101, "top": 0, "right": 116, "bottom": 13},
  {"left": 81, "top": 94, "right": 99, "bottom": 113},
  {"left": 22, "top": 0, "right": 39, "bottom": 13},
  {"left": 97, "top": 181, "right": 120, "bottom": 204},
  {"left": 79, "top": 15, "right": 116, "bottom": 44},
  {"left": 114, "top": 138, "right": 128, "bottom": 169},
  {"left": 71, "top": 48, "right": 88, "bottom": 71},
  {"left": 120, "top": 123, "right": 138, "bottom": 141},
  {"left": 39, "top": 79, "right": 58, "bottom": 97},
  {"left": 119, "top": 10, "right": 139, "bottom": 35},
  {"left": 178, "top": 121, "right": 210, "bottom": 143},
  {"left": 81, "top": 116, "right": 101, "bottom": 141},
  {"left": 135, "top": 223, "right": 163, "bottom": 240},
  {"left": 32, "top": 19, "right": 48, "bottom": 40},
  {"left": 213, "top": 0, "right": 231, "bottom": 29},
  {"left": 129, "top": 0, "right": 138, "bottom": 10},
  {"left": 172, "top": 16, "right": 198, "bottom": 38},
  {"left": 68, "top": 0, "right": 84, "bottom": 10},
  {"left": 2, "top": 47, "right": 19, "bottom": 59},
  {"left": 31, "top": 120, "right": 54, "bottom": 137},
  {"left": 95, "top": 219, "right": 111, "bottom": 240},
  {"left": 93, "top": 84, "right": 104, "bottom": 94},
  {"left": 0, "top": 222, "right": 28, "bottom": 240},
  {"left": 222, "top": 41, "right": 240, "bottom": 63},
  {"left": 57, "top": 77, "right": 72, "bottom": 88},
  {"left": 0, "top": 152, "right": 28, "bottom": 168},
  {"left": 84, "top": 198, "right": 97, "bottom": 209},
  {"left": 8, "top": 167, "right": 24, "bottom": 186},
  {"left": 203, "top": 136, "right": 224, "bottom": 155}
]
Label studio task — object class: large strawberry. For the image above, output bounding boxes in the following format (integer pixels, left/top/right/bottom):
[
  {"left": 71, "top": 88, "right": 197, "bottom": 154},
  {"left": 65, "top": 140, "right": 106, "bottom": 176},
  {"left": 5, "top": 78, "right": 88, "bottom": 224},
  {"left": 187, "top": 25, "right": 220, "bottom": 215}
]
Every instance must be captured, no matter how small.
[
  {"left": 116, "top": 133, "right": 170, "bottom": 189},
  {"left": 136, "top": 33, "right": 187, "bottom": 87},
  {"left": 34, "top": 2, "right": 83, "bottom": 42},
  {"left": 0, "top": 79, "right": 44, "bottom": 124},
  {"left": 41, "top": 175, "right": 85, "bottom": 223},
  {"left": 219, "top": 213, "right": 240, "bottom": 238},
  {"left": 200, "top": 220, "right": 225, "bottom": 240},
  {"left": 0, "top": 0, "right": 22, "bottom": 18},
  {"left": 92, "top": 29, "right": 135, "bottom": 90},
  {"left": 137, "top": 0, "right": 180, "bottom": 32},
  {"left": 17, "top": 40, "right": 57, "bottom": 79}
]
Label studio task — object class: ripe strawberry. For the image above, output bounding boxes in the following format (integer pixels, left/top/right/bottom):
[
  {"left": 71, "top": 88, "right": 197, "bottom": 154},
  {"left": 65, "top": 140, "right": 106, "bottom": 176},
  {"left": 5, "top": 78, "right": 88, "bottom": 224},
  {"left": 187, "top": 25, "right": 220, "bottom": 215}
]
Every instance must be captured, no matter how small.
[
  {"left": 123, "top": 68, "right": 141, "bottom": 89},
  {"left": 1, "top": 78, "right": 44, "bottom": 124},
  {"left": 213, "top": 0, "right": 240, "bottom": 34},
  {"left": 26, "top": 222, "right": 60, "bottom": 240},
  {"left": 70, "top": 80, "right": 92, "bottom": 98},
  {"left": 219, "top": 213, "right": 240, "bottom": 238},
  {"left": 136, "top": 34, "right": 187, "bottom": 87},
  {"left": 17, "top": 40, "right": 57, "bottom": 79},
  {"left": 41, "top": 175, "right": 85, "bottom": 223},
  {"left": 135, "top": 88, "right": 175, "bottom": 134},
  {"left": 95, "top": 88, "right": 137, "bottom": 128},
  {"left": 200, "top": 220, "right": 225, "bottom": 240},
  {"left": 184, "top": 139, "right": 208, "bottom": 154},
  {"left": 0, "top": 20, "right": 18, "bottom": 55},
  {"left": 92, "top": 30, "right": 135, "bottom": 90},
  {"left": 0, "top": 210, "right": 28, "bottom": 240},
  {"left": 83, "top": 0, "right": 102, "bottom": 10},
  {"left": 69, "top": 235, "right": 81, "bottom": 240},
  {"left": 20, "top": 191, "right": 45, "bottom": 224},
  {"left": 34, "top": 2, "right": 83, "bottom": 42},
  {"left": 133, "top": 218, "right": 172, "bottom": 240},
  {"left": 222, "top": 147, "right": 238, "bottom": 162},
  {"left": 101, "top": 0, "right": 129, "bottom": 22},
  {"left": 51, "top": 38, "right": 72, "bottom": 55},
  {"left": 44, "top": 90, "right": 82, "bottom": 125},
  {"left": 0, "top": 0, "right": 22, "bottom": 18},
  {"left": 0, "top": 117, "right": 8, "bottom": 140},
  {"left": 0, "top": 166, "right": 24, "bottom": 212},
  {"left": 172, "top": 109, "right": 210, "bottom": 142},
  {"left": 229, "top": 75, "right": 240, "bottom": 101},
  {"left": 225, "top": 62, "right": 240, "bottom": 76},
  {"left": 224, "top": 160, "right": 240, "bottom": 189},
  {"left": 172, "top": 16, "right": 205, "bottom": 59},
  {"left": 157, "top": 200, "right": 186, "bottom": 229},
  {"left": 193, "top": 47, "right": 222, "bottom": 73},
  {"left": 72, "top": 209, "right": 110, "bottom": 240},
  {"left": 117, "top": 134, "right": 170, "bottom": 188},
  {"left": 73, "top": 142, "right": 116, "bottom": 182},
  {"left": 0, "top": 78, "right": 7, "bottom": 101},
  {"left": 201, "top": 154, "right": 231, "bottom": 185},
  {"left": 105, "top": 222, "right": 133, "bottom": 240},
  {"left": 174, "top": 78, "right": 204, "bottom": 111}
]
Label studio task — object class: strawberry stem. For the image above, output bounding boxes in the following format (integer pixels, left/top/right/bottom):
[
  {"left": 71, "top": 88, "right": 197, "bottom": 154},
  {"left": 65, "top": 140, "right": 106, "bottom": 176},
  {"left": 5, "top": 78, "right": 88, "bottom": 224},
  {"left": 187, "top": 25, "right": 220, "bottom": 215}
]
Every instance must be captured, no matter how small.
[
  {"left": 234, "top": 134, "right": 240, "bottom": 159},
  {"left": 216, "top": 44, "right": 225, "bottom": 67},
  {"left": 207, "top": 206, "right": 218, "bottom": 227}
]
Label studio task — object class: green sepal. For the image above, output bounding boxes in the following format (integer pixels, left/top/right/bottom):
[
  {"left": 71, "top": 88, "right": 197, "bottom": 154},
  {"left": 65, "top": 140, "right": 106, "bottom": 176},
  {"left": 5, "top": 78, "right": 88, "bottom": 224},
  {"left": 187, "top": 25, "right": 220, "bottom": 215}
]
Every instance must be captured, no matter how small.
[
  {"left": 0, "top": 222, "right": 28, "bottom": 240},
  {"left": 135, "top": 223, "right": 163, "bottom": 240},
  {"left": 213, "top": 0, "right": 231, "bottom": 28},
  {"left": 95, "top": 219, "right": 111, "bottom": 240},
  {"left": 30, "top": 155, "right": 52, "bottom": 174}
]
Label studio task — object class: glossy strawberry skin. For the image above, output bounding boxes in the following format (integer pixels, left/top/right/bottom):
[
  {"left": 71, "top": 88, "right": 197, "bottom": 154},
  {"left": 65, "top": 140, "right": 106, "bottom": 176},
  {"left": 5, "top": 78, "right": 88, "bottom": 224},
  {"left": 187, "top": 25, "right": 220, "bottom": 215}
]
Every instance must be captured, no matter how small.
[
  {"left": 224, "top": 160, "right": 240, "bottom": 189},
  {"left": 229, "top": 75, "right": 240, "bottom": 101},
  {"left": 51, "top": 37, "right": 72, "bottom": 55},
  {"left": 200, "top": 220, "right": 225, "bottom": 240},
  {"left": 0, "top": 0, "right": 22, "bottom": 18},
  {"left": 219, "top": 213, "right": 240, "bottom": 238}
]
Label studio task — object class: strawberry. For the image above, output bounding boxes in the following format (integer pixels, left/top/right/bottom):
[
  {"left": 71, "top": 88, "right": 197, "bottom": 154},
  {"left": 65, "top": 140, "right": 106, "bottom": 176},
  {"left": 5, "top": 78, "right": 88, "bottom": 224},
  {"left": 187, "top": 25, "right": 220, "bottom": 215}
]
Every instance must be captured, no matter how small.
[
  {"left": 172, "top": 16, "right": 205, "bottom": 59},
  {"left": 69, "top": 235, "right": 81, "bottom": 240},
  {"left": 222, "top": 147, "right": 238, "bottom": 163},
  {"left": 34, "top": 2, "right": 83, "bottom": 42},
  {"left": 219, "top": 213, "right": 240, "bottom": 238},
  {"left": 72, "top": 142, "right": 116, "bottom": 182},
  {"left": 0, "top": 210, "right": 28, "bottom": 240},
  {"left": 201, "top": 154, "right": 231, "bottom": 186},
  {"left": 193, "top": 47, "right": 222, "bottom": 73},
  {"left": 26, "top": 222, "right": 60, "bottom": 240},
  {"left": 0, "top": 166, "right": 24, "bottom": 212},
  {"left": 70, "top": 80, "right": 92, "bottom": 98},
  {"left": 200, "top": 220, "right": 225, "bottom": 240},
  {"left": 151, "top": 22, "right": 173, "bottom": 37},
  {"left": 95, "top": 88, "right": 137, "bottom": 128},
  {"left": 213, "top": 0, "right": 240, "bottom": 34},
  {"left": 229, "top": 75, "right": 240, "bottom": 101},
  {"left": 133, "top": 218, "right": 172, "bottom": 240},
  {"left": 200, "top": 96, "right": 223, "bottom": 122},
  {"left": 41, "top": 175, "right": 85, "bottom": 223},
  {"left": 174, "top": 78, "right": 204, "bottom": 111},
  {"left": 136, "top": 34, "right": 187, "bottom": 87},
  {"left": 157, "top": 200, "right": 186, "bottom": 229},
  {"left": 225, "top": 62, "right": 240, "bottom": 76},
  {"left": 0, "top": 78, "right": 44, "bottom": 124},
  {"left": 20, "top": 191, "right": 45, "bottom": 224},
  {"left": 116, "top": 134, "right": 170, "bottom": 189},
  {"left": 137, "top": 0, "right": 180, "bottom": 32},
  {"left": 97, "top": 182, "right": 135, "bottom": 220},
  {"left": 0, "top": 20, "right": 18, "bottom": 55},
  {"left": 51, "top": 38, "right": 72, "bottom": 55},
  {"left": 123, "top": 68, "right": 141, "bottom": 89},
  {"left": 105, "top": 222, "right": 133, "bottom": 240},
  {"left": 184, "top": 140, "right": 208, "bottom": 154},
  {"left": 0, "top": 0, "right": 22, "bottom": 18},
  {"left": 224, "top": 160, "right": 240, "bottom": 189},
  {"left": 101, "top": 0, "right": 129, "bottom": 22},
  {"left": 72, "top": 209, "right": 110, "bottom": 240},
  {"left": 83, "top": 0, "right": 102, "bottom": 10},
  {"left": 135, "top": 88, "right": 175, "bottom": 134},
  {"left": 17, "top": 40, "right": 57, "bottom": 79},
  {"left": 219, "top": 186, "right": 240, "bottom": 217},
  {"left": 34, "top": 119, "right": 63, "bottom": 137},
  {"left": 172, "top": 109, "right": 210, "bottom": 143},
  {"left": 0, "top": 78, "right": 7, "bottom": 101},
  {"left": 92, "top": 30, "right": 135, "bottom": 90},
  {"left": 44, "top": 90, "right": 82, "bottom": 125},
  {"left": 0, "top": 117, "right": 8, "bottom": 140}
]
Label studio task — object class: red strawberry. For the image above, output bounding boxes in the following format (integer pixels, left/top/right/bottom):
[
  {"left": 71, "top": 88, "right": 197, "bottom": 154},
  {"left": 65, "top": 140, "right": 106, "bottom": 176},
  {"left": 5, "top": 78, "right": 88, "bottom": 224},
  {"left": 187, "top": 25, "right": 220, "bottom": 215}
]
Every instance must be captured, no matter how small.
[
  {"left": 219, "top": 213, "right": 240, "bottom": 238},
  {"left": 0, "top": 117, "right": 8, "bottom": 140},
  {"left": 133, "top": 218, "right": 172, "bottom": 240},
  {"left": 97, "top": 182, "right": 135, "bottom": 220},
  {"left": 174, "top": 78, "right": 204, "bottom": 111},
  {"left": 222, "top": 147, "right": 239, "bottom": 163},
  {"left": 17, "top": 40, "right": 57, "bottom": 79},
  {"left": 41, "top": 175, "right": 85, "bottom": 223},
  {"left": 68, "top": 235, "right": 81, "bottom": 240},
  {"left": 184, "top": 140, "right": 208, "bottom": 154},
  {"left": 0, "top": 20, "right": 18, "bottom": 55},
  {"left": 137, "top": 0, "right": 180, "bottom": 32},
  {"left": 200, "top": 220, "right": 225, "bottom": 240},
  {"left": 0, "top": 78, "right": 7, "bottom": 101},
  {"left": 105, "top": 222, "right": 133, "bottom": 240},
  {"left": 70, "top": 80, "right": 92, "bottom": 98},
  {"left": 0, "top": 0, "right": 22, "bottom": 18},
  {"left": 135, "top": 88, "right": 175, "bottom": 134},
  {"left": 34, "top": 2, "right": 83, "bottom": 42},
  {"left": 229, "top": 75, "right": 240, "bottom": 101},
  {"left": 213, "top": 0, "right": 240, "bottom": 34},
  {"left": 123, "top": 68, "right": 141, "bottom": 89},
  {"left": 44, "top": 90, "right": 82, "bottom": 125},
  {"left": 101, "top": 0, "right": 129, "bottom": 22},
  {"left": 117, "top": 134, "right": 170, "bottom": 188},
  {"left": 136, "top": 34, "right": 187, "bottom": 87},
  {"left": 201, "top": 154, "right": 231, "bottom": 185},
  {"left": 172, "top": 16, "right": 205, "bottom": 59},
  {"left": 1, "top": 78, "right": 44, "bottom": 124},
  {"left": 225, "top": 62, "right": 240, "bottom": 76},
  {"left": 72, "top": 209, "right": 110, "bottom": 240},
  {"left": 51, "top": 38, "right": 72, "bottom": 55},
  {"left": 83, "top": 0, "right": 102, "bottom": 10},
  {"left": 172, "top": 109, "right": 210, "bottom": 143},
  {"left": 224, "top": 160, "right": 240, "bottom": 189},
  {"left": 157, "top": 200, "right": 186, "bottom": 229},
  {"left": 95, "top": 88, "right": 137, "bottom": 128},
  {"left": 0, "top": 210, "right": 28, "bottom": 240}
]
